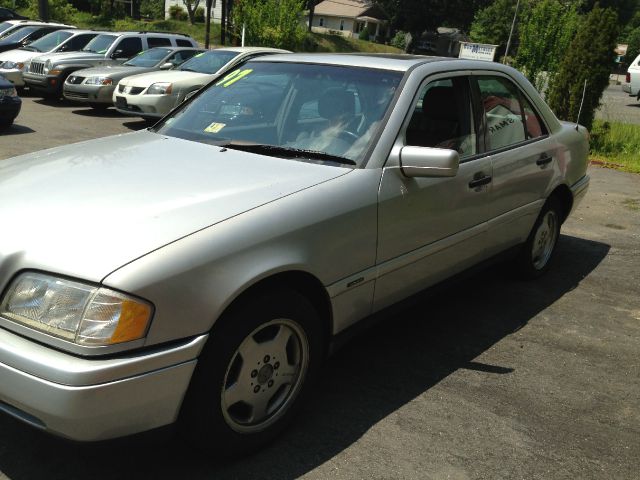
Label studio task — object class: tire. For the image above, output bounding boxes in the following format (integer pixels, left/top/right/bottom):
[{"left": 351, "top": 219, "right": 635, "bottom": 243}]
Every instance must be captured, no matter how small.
[
  {"left": 517, "top": 197, "right": 562, "bottom": 279},
  {"left": 179, "top": 288, "right": 324, "bottom": 458}
]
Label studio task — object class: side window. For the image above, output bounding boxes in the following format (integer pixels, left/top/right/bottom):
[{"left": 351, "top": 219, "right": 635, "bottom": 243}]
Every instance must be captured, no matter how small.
[
  {"left": 64, "top": 34, "right": 96, "bottom": 51},
  {"left": 176, "top": 38, "right": 193, "bottom": 47},
  {"left": 477, "top": 76, "right": 527, "bottom": 151},
  {"left": 405, "top": 77, "right": 477, "bottom": 159},
  {"left": 114, "top": 37, "right": 143, "bottom": 58},
  {"left": 148, "top": 36, "right": 171, "bottom": 48}
]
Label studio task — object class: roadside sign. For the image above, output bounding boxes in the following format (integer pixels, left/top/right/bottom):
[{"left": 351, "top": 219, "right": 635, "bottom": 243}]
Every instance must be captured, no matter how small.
[{"left": 459, "top": 42, "right": 498, "bottom": 62}]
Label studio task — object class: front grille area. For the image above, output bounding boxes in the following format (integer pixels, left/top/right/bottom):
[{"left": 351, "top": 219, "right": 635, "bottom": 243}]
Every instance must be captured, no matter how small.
[
  {"left": 64, "top": 91, "right": 89, "bottom": 99},
  {"left": 29, "top": 61, "right": 45, "bottom": 75},
  {"left": 117, "top": 84, "right": 144, "bottom": 95}
]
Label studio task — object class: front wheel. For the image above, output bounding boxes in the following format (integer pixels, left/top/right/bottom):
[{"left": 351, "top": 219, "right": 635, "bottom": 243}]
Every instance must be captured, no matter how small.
[
  {"left": 179, "top": 288, "right": 324, "bottom": 457},
  {"left": 517, "top": 198, "right": 562, "bottom": 278}
]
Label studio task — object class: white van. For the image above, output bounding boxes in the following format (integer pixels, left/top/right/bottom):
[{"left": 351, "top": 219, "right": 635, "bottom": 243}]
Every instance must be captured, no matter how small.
[{"left": 622, "top": 53, "right": 640, "bottom": 99}]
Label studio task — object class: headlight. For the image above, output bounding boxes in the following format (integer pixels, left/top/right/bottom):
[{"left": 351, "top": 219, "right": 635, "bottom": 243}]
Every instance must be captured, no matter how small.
[
  {"left": 146, "top": 82, "right": 172, "bottom": 95},
  {"left": 0, "top": 272, "right": 153, "bottom": 346},
  {"left": 43, "top": 60, "right": 52, "bottom": 74},
  {"left": 2, "top": 61, "right": 24, "bottom": 70},
  {"left": 84, "top": 76, "right": 113, "bottom": 86},
  {"left": 0, "top": 87, "right": 17, "bottom": 97}
]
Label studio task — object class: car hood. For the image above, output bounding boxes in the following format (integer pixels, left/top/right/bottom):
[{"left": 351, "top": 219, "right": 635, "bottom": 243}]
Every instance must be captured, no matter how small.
[
  {"left": 0, "top": 130, "right": 350, "bottom": 282},
  {"left": 73, "top": 65, "right": 153, "bottom": 80},
  {"left": 120, "top": 70, "right": 212, "bottom": 88},
  {"left": 36, "top": 51, "right": 106, "bottom": 65},
  {"left": 0, "top": 48, "right": 40, "bottom": 63}
]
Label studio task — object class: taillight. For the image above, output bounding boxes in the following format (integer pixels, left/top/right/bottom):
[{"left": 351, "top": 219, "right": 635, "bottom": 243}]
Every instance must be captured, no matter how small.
[{"left": 627, "top": 72, "right": 631, "bottom": 83}]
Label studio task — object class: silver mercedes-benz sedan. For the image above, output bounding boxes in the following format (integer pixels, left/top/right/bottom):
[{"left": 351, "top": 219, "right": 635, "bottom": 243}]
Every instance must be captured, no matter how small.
[{"left": 0, "top": 53, "right": 589, "bottom": 456}]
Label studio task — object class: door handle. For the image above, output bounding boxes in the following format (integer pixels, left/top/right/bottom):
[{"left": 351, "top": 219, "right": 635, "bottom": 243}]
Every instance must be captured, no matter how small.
[
  {"left": 536, "top": 153, "right": 553, "bottom": 166},
  {"left": 468, "top": 174, "right": 492, "bottom": 189}
]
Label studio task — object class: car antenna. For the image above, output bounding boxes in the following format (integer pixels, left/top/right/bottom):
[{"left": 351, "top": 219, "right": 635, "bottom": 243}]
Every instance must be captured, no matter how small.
[{"left": 575, "top": 78, "right": 588, "bottom": 131}]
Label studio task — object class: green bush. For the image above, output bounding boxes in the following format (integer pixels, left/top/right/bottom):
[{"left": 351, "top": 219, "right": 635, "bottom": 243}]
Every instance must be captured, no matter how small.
[
  {"left": 358, "top": 26, "right": 370, "bottom": 41},
  {"left": 625, "top": 27, "right": 640, "bottom": 66},
  {"left": 390, "top": 30, "right": 408, "bottom": 50},
  {"left": 194, "top": 6, "right": 205, "bottom": 23},
  {"left": 168, "top": 4, "right": 188, "bottom": 21},
  {"left": 140, "top": 0, "right": 166, "bottom": 20},
  {"left": 24, "top": 0, "right": 79, "bottom": 23},
  {"left": 234, "top": 0, "right": 307, "bottom": 50}
]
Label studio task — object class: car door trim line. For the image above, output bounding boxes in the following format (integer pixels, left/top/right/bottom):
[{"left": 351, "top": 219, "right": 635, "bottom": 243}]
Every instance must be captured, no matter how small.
[{"left": 327, "top": 222, "right": 488, "bottom": 298}]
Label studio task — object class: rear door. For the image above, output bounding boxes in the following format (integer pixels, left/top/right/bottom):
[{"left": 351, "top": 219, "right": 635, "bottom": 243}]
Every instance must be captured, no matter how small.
[{"left": 472, "top": 75, "right": 556, "bottom": 255}]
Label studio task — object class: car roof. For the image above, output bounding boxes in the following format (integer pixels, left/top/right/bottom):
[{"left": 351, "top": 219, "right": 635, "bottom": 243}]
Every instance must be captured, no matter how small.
[
  {"left": 214, "top": 46, "right": 291, "bottom": 54},
  {"left": 3, "top": 20, "right": 74, "bottom": 27},
  {"left": 248, "top": 53, "right": 445, "bottom": 71},
  {"left": 249, "top": 53, "right": 521, "bottom": 74}
]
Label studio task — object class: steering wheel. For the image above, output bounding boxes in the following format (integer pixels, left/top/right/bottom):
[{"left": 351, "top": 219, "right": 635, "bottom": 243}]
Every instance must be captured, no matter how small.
[{"left": 337, "top": 130, "right": 359, "bottom": 143}]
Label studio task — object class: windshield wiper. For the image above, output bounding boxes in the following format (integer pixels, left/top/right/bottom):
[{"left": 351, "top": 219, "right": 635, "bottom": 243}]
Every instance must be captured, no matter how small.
[
  {"left": 221, "top": 142, "right": 357, "bottom": 166},
  {"left": 180, "top": 67, "right": 198, "bottom": 72},
  {"left": 21, "top": 45, "right": 37, "bottom": 51}
]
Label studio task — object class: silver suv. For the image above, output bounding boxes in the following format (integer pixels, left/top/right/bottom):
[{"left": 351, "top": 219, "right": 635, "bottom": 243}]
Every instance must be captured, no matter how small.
[{"left": 23, "top": 30, "right": 198, "bottom": 97}]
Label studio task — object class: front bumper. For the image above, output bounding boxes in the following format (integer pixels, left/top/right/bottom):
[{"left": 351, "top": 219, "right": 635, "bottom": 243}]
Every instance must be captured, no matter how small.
[
  {"left": 0, "top": 326, "right": 207, "bottom": 441},
  {"left": 63, "top": 83, "right": 116, "bottom": 105},
  {"left": 23, "top": 72, "right": 62, "bottom": 94},
  {"left": 113, "top": 91, "right": 180, "bottom": 119},
  {"left": 0, "top": 96, "right": 21, "bottom": 121},
  {"left": 0, "top": 68, "right": 24, "bottom": 87}
]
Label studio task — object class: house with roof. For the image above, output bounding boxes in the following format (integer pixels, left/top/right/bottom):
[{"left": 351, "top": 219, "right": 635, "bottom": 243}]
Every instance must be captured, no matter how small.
[{"left": 307, "top": 0, "right": 388, "bottom": 41}]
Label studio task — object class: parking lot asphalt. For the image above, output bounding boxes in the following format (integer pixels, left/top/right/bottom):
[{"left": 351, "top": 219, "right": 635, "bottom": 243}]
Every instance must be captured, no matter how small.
[
  {"left": 0, "top": 89, "right": 639, "bottom": 480},
  {"left": 596, "top": 83, "right": 640, "bottom": 124}
]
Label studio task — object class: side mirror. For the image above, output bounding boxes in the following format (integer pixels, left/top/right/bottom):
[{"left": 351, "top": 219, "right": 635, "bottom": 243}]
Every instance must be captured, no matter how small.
[
  {"left": 159, "top": 62, "right": 173, "bottom": 70},
  {"left": 399, "top": 146, "right": 460, "bottom": 178},
  {"left": 111, "top": 49, "right": 127, "bottom": 59}
]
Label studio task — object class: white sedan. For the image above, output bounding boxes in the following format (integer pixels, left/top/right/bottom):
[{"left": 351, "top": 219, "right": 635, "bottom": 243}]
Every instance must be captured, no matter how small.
[{"left": 113, "top": 46, "right": 289, "bottom": 120}]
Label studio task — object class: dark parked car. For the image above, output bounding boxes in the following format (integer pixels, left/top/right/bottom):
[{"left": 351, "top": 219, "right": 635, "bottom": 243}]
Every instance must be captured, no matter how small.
[
  {"left": 0, "top": 24, "right": 69, "bottom": 53},
  {"left": 0, "top": 73, "right": 20, "bottom": 126},
  {"left": 0, "top": 7, "right": 27, "bottom": 22}
]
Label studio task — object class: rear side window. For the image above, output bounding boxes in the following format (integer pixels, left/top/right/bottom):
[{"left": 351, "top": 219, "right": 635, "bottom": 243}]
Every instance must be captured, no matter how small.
[
  {"left": 176, "top": 38, "right": 194, "bottom": 47},
  {"left": 476, "top": 76, "right": 547, "bottom": 151},
  {"left": 147, "top": 36, "right": 171, "bottom": 48}
]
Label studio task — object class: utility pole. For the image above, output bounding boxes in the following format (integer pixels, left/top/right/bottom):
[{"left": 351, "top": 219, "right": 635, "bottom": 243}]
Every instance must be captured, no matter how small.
[
  {"left": 503, "top": 0, "right": 521, "bottom": 64},
  {"left": 220, "top": 0, "right": 226, "bottom": 45},
  {"left": 205, "top": 0, "right": 215, "bottom": 48},
  {"left": 38, "top": 0, "right": 50, "bottom": 22}
]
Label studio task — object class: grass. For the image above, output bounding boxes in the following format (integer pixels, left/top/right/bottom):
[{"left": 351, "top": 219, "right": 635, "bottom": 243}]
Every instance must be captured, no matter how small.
[
  {"left": 309, "top": 33, "right": 402, "bottom": 53},
  {"left": 589, "top": 120, "right": 640, "bottom": 174}
]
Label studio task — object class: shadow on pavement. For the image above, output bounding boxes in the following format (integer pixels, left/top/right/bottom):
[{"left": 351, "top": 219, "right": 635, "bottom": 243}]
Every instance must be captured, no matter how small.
[
  {"left": 72, "top": 107, "right": 130, "bottom": 118},
  {"left": 0, "top": 234, "right": 610, "bottom": 480},
  {"left": 0, "top": 124, "right": 35, "bottom": 135}
]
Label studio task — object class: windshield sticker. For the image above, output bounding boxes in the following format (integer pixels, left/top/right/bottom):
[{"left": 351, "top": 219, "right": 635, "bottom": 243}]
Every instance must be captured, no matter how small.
[
  {"left": 204, "top": 122, "right": 226, "bottom": 133},
  {"left": 215, "top": 68, "right": 253, "bottom": 88}
]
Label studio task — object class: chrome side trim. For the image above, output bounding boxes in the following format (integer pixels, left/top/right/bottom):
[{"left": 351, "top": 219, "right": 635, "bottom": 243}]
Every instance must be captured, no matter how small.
[
  {"left": 487, "top": 199, "right": 545, "bottom": 230},
  {"left": 570, "top": 174, "right": 590, "bottom": 197}
]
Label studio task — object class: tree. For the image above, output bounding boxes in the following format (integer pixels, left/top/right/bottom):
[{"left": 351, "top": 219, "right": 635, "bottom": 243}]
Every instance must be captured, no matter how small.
[
  {"left": 470, "top": 0, "right": 528, "bottom": 56},
  {"left": 183, "top": 0, "right": 201, "bottom": 25},
  {"left": 515, "top": 0, "right": 580, "bottom": 95},
  {"left": 548, "top": 5, "right": 619, "bottom": 130},
  {"left": 307, "top": 0, "right": 317, "bottom": 32},
  {"left": 625, "top": 27, "right": 640, "bottom": 67}
]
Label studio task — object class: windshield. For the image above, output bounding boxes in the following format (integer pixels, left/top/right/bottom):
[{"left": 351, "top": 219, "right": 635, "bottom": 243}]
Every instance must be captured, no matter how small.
[
  {"left": 82, "top": 34, "right": 116, "bottom": 54},
  {"left": 156, "top": 62, "right": 402, "bottom": 166},
  {"left": 0, "top": 22, "right": 13, "bottom": 35},
  {"left": 124, "top": 47, "right": 171, "bottom": 67},
  {"left": 1, "top": 25, "right": 37, "bottom": 42},
  {"left": 26, "top": 30, "right": 73, "bottom": 52},
  {"left": 178, "top": 50, "right": 239, "bottom": 74}
]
